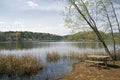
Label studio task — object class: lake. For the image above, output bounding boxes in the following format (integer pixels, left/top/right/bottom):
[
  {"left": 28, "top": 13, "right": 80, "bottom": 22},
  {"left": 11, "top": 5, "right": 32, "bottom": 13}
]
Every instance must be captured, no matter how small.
[{"left": 0, "top": 41, "right": 115, "bottom": 80}]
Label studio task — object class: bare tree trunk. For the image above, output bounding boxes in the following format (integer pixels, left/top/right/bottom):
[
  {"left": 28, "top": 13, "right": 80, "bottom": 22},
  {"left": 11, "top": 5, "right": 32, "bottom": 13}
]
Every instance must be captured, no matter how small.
[
  {"left": 110, "top": 1, "right": 120, "bottom": 36},
  {"left": 101, "top": 0, "right": 116, "bottom": 60}
]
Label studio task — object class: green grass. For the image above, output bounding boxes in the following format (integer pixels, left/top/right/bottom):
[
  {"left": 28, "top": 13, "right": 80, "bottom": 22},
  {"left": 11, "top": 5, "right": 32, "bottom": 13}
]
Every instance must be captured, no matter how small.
[{"left": 0, "top": 54, "right": 42, "bottom": 77}]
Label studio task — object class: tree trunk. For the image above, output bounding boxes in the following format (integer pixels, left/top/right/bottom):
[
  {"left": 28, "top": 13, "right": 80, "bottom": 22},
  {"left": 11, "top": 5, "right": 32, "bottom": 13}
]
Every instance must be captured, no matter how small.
[{"left": 70, "top": 0, "right": 113, "bottom": 59}]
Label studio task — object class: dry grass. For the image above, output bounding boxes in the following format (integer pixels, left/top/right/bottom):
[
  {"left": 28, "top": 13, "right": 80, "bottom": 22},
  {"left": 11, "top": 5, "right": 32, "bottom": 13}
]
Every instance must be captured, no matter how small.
[
  {"left": 61, "top": 51, "right": 87, "bottom": 61},
  {"left": 69, "top": 51, "right": 79, "bottom": 59},
  {"left": 46, "top": 51, "right": 88, "bottom": 62},
  {"left": 46, "top": 51, "right": 60, "bottom": 62},
  {"left": 0, "top": 54, "right": 42, "bottom": 77}
]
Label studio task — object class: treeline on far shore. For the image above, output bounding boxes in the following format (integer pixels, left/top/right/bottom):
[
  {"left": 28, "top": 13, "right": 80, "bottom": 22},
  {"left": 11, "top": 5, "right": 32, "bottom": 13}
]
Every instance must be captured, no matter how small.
[
  {"left": 0, "top": 31, "right": 63, "bottom": 41},
  {"left": 65, "top": 31, "right": 120, "bottom": 42},
  {"left": 0, "top": 31, "right": 120, "bottom": 42}
]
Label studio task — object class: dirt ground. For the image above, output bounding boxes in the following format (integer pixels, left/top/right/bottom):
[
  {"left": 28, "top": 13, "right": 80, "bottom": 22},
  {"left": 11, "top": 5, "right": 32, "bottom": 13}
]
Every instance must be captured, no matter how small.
[{"left": 58, "top": 61, "right": 120, "bottom": 80}]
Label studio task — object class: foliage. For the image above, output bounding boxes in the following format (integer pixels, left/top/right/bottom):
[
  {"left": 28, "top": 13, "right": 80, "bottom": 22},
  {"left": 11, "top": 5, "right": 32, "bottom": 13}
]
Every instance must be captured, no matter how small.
[
  {"left": 65, "top": 31, "right": 120, "bottom": 41},
  {"left": 63, "top": 0, "right": 120, "bottom": 60},
  {"left": 0, "top": 31, "right": 119, "bottom": 42},
  {"left": 0, "top": 31, "right": 63, "bottom": 41}
]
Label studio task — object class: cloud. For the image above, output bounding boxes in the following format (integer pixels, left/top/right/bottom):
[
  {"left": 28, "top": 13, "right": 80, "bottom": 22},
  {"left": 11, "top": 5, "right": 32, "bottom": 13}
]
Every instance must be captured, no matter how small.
[
  {"left": 25, "top": 0, "right": 64, "bottom": 11},
  {"left": 0, "top": 21, "right": 6, "bottom": 24},
  {"left": 13, "top": 21, "right": 23, "bottom": 26},
  {"left": 14, "top": 21, "right": 21, "bottom": 25},
  {"left": 27, "top": 1, "right": 39, "bottom": 8},
  {"left": 29, "top": 24, "right": 71, "bottom": 35},
  {"left": 39, "top": 5, "right": 64, "bottom": 12},
  {"left": 40, "top": 1, "right": 65, "bottom": 11}
]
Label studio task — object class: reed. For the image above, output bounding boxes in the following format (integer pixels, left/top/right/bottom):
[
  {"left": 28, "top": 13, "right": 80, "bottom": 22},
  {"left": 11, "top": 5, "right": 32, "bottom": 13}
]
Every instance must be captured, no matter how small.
[
  {"left": 0, "top": 54, "right": 42, "bottom": 77},
  {"left": 46, "top": 51, "right": 60, "bottom": 62},
  {"left": 46, "top": 51, "right": 120, "bottom": 63},
  {"left": 61, "top": 54, "right": 68, "bottom": 59},
  {"left": 46, "top": 51, "right": 86, "bottom": 61},
  {"left": 69, "top": 51, "right": 80, "bottom": 59},
  {"left": 61, "top": 51, "right": 85, "bottom": 61}
]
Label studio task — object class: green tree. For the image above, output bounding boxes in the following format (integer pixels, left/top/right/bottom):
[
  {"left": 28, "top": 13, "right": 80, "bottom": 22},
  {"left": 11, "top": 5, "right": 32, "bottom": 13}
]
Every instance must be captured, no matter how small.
[{"left": 64, "top": 0, "right": 120, "bottom": 60}]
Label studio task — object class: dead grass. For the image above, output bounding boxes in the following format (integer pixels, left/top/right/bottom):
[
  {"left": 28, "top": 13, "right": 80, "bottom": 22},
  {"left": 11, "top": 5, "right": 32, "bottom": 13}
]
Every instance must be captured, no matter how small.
[
  {"left": 46, "top": 51, "right": 60, "bottom": 62},
  {"left": 0, "top": 54, "right": 42, "bottom": 77},
  {"left": 69, "top": 51, "right": 80, "bottom": 59}
]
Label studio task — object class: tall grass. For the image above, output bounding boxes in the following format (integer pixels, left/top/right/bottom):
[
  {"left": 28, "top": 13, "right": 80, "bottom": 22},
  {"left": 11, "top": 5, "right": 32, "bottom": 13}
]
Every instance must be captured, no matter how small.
[
  {"left": 46, "top": 51, "right": 86, "bottom": 62},
  {"left": 69, "top": 51, "right": 81, "bottom": 59},
  {"left": 46, "top": 51, "right": 120, "bottom": 63},
  {"left": 46, "top": 52, "right": 60, "bottom": 62},
  {"left": 0, "top": 54, "right": 42, "bottom": 77}
]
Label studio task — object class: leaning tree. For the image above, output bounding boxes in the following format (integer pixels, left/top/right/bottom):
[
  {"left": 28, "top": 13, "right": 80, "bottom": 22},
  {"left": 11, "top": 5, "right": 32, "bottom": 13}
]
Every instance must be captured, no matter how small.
[{"left": 63, "top": 0, "right": 120, "bottom": 60}]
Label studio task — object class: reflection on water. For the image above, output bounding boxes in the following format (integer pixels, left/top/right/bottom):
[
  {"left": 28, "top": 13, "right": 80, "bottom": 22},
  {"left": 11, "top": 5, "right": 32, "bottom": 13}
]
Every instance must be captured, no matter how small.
[
  {"left": 0, "top": 41, "right": 103, "bottom": 49},
  {"left": 0, "top": 41, "right": 113, "bottom": 80},
  {"left": 0, "top": 41, "right": 52, "bottom": 50}
]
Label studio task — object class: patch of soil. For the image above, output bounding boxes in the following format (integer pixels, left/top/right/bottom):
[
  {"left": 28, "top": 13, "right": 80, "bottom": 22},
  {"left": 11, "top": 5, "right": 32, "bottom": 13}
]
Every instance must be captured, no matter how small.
[{"left": 58, "top": 61, "right": 120, "bottom": 80}]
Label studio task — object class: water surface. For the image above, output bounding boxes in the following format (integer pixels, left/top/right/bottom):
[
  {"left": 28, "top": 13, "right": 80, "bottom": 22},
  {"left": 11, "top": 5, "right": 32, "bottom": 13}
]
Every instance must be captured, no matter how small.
[{"left": 0, "top": 41, "right": 109, "bottom": 80}]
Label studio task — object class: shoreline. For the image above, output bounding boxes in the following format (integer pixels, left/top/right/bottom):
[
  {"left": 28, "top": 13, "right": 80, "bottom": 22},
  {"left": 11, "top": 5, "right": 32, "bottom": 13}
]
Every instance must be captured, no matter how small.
[{"left": 58, "top": 61, "right": 120, "bottom": 80}]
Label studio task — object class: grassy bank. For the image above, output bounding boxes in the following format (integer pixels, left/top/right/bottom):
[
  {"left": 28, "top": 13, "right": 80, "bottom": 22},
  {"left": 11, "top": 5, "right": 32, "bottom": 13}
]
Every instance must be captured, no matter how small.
[{"left": 0, "top": 54, "right": 42, "bottom": 77}]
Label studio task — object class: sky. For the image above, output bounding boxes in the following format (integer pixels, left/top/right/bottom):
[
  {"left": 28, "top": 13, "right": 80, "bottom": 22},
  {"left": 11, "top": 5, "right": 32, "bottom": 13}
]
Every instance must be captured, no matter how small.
[
  {"left": 0, "top": 0, "right": 120, "bottom": 36},
  {"left": 0, "top": 0, "right": 72, "bottom": 36}
]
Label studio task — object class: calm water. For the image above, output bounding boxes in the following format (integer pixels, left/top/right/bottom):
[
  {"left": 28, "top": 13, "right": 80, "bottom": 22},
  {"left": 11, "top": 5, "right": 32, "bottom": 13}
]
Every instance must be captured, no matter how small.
[{"left": 0, "top": 41, "right": 113, "bottom": 80}]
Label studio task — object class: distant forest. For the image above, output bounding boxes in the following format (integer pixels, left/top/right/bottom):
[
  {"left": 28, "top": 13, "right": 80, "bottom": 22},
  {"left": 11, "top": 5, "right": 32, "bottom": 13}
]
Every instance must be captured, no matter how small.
[
  {"left": 0, "top": 31, "right": 119, "bottom": 41},
  {"left": 65, "top": 31, "right": 120, "bottom": 41},
  {"left": 0, "top": 31, "right": 63, "bottom": 41}
]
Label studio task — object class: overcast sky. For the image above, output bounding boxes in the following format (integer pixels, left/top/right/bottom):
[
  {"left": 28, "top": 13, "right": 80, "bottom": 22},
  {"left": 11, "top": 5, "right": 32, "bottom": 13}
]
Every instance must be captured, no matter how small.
[
  {"left": 0, "top": 0, "right": 120, "bottom": 35},
  {"left": 0, "top": 0, "right": 72, "bottom": 35}
]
